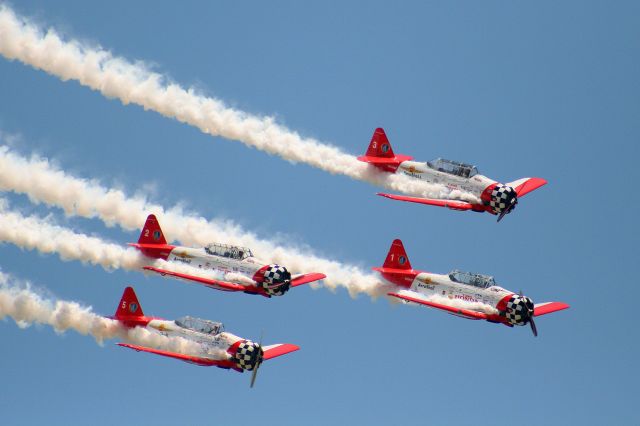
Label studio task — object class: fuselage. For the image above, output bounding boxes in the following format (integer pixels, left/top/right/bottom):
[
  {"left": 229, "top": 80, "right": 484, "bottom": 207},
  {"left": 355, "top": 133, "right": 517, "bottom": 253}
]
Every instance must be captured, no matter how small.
[
  {"left": 378, "top": 268, "right": 526, "bottom": 325},
  {"left": 395, "top": 160, "right": 497, "bottom": 199},
  {"left": 164, "top": 246, "right": 266, "bottom": 282},
  {"left": 145, "top": 318, "right": 241, "bottom": 360}
]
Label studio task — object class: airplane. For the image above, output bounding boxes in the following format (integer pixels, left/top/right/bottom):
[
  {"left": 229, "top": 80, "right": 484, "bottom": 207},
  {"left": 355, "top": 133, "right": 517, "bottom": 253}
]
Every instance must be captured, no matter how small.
[
  {"left": 357, "top": 128, "right": 548, "bottom": 221},
  {"left": 113, "top": 286, "right": 299, "bottom": 386},
  {"left": 130, "top": 214, "right": 326, "bottom": 297},
  {"left": 375, "top": 239, "right": 569, "bottom": 336}
]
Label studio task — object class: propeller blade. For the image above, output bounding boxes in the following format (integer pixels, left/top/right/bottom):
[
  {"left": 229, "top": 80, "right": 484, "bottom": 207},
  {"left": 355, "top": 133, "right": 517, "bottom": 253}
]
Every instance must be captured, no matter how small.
[
  {"left": 529, "top": 317, "right": 538, "bottom": 337},
  {"left": 496, "top": 199, "right": 518, "bottom": 222},
  {"left": 250, "top": 362, "right": 260, "bottom": 388},
  {"left": 250, "top": 331, "right": 264, "bottom": 389}
]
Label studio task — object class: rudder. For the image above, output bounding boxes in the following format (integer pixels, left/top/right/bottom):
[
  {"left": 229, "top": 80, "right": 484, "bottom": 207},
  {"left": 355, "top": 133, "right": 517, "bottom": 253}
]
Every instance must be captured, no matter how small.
[
  {"left": 383, "top": 239, "right": 412, "bottom": 270},
  {"left": 365, "top": 128, "right": 396, "bottom": 158},
  {"left": 137, "top": 214, "right": 167, "bottom": 245},
  {"left": 114, "top": 286, "right": 144, "bottom": 319}
]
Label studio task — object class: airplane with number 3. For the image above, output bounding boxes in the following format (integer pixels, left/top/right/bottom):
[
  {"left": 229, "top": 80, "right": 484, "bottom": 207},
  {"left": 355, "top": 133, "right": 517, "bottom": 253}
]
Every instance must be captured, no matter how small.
[
  {"left": 376, "top": 239, "right": 569, "bottom": 336},
  {"left": 114, "top": 286, "right": 298, "bottom": 387},
  {"left": 130, "top": 214, "right": 326, "bottom": 297},
  {"left": 358, "top": 128, "right": 548, "bottom": 221}
]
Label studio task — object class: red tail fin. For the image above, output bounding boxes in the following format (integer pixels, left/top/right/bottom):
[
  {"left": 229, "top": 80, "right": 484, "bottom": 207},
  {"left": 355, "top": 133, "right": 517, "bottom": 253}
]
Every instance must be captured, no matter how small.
[
  {"left": 365, "top": 128, "right": 396, "bottom": 158},
  {"left": 137, "top": 214, "right": 167, "bottom": 245},
  {"left": 373, "top": 239, "right": 417, "bottom": 287},
  {"left": 383, "top": 239, "right": 412, "bottom": 270},
  {"left": 357, "top": 128, "right": 413, "bottom": 172},
  {"left": 114, "top": 287, "right": 144, "bottom": 320}
]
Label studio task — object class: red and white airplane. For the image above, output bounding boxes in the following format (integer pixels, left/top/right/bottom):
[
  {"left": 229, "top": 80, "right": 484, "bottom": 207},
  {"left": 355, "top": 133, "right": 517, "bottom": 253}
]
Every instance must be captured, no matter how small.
[
  {"left": 376, "top": 240, "right": 569, "bottom": 336},
  {"left": 358, "top": 128, "right": 548, "bottom": 221},
  {"left": 130, "top": 214, "right": 326, "bottom": 297},
  {"left": 114, "top": 287, "right": 298, "bottom": 386}
]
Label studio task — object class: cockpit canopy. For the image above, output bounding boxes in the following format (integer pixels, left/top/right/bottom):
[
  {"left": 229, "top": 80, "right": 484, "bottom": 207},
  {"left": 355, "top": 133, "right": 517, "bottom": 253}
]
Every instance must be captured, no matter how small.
[
  {"left": 448, "top": 270, "right": 496, "bottom": 289},
  {"left": 175, "top": 316, "right": 224, "bottom": 335},
  {"left": 427, "top": 158, "right": 479, "bottom": 178},
  {"left": 204, "top": 243, "right": 252, "bottom": 260}
]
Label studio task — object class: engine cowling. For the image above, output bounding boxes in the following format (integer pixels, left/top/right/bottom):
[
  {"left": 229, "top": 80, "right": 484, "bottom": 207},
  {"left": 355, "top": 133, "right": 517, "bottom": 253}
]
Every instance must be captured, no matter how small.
[
  {"left": 259, "top": 264, "right": 292, "bottom": 296},
  {"left": 504, "top": 294, "right": 535, "bottom": 326},
  {"left": 233, "top": 340, "right": 264, "bottom": 371},
  {"left": 489, "top": 184, "right": 518, "bottom": 215}
]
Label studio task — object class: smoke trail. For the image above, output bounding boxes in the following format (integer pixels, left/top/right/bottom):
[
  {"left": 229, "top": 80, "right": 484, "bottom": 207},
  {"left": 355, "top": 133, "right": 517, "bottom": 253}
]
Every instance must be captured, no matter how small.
[
  {"left": 0, "top": 5, "right": 479, "bottom": 204},
  {"left": 0, "top": 202, "right": 233, "bottom": 283},
  {"left": 0, "top": 270, "right": 211, "bottom": 355},
  {"left": 0, "top": 145, "right": 392, "bottom": 298}
]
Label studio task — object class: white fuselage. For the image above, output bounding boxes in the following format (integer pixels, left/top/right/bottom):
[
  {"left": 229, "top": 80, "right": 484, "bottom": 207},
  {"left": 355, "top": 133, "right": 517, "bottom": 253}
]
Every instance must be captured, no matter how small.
[
  {"left": 395, "top": 160, "right": 496, "bottom": 196},
  {"left": 145, "top": 318, "right": 242, "bottom": 360},
  {"left": 166, "top": 247, "right": 264, "bottom": 281},
  {"left": 392, "top": 271, "right": 513, "bottom": 315}
]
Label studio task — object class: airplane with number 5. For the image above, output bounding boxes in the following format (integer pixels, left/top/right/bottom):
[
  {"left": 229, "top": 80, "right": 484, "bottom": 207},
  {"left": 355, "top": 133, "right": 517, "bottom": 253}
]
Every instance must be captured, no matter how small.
[
  {"left": 358, "top": 128, "right": 547, "bottom": 221},
  {"left": 114, "top": 286, "right": 298, "bottom": 387},
  {"left": 376, "top": 239, "right": 569, "bottom": 336},
  {"left": 130, "top": 214, "right": 326, "bottom": 297}
]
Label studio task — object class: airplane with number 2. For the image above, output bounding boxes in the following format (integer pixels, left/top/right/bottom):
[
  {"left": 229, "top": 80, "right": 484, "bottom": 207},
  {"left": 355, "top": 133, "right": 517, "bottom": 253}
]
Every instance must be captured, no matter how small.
[
  {"left": 376, "top": 239, "right": 569, "bottom": 336},
  {"left": 130, "top": 214, "right": 326, "bottom": 297},
  {"left": 114, "top": 286, "right": 298, "bottom": 387},
  {"left": 358, "top": 128, "right": 548, "bottom": 221}
]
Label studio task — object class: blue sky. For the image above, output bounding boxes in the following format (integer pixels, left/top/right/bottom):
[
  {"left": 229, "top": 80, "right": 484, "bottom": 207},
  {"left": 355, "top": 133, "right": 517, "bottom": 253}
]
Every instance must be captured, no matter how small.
[{"left": 0, "top": 1, "right": 638, "bottom": 425}]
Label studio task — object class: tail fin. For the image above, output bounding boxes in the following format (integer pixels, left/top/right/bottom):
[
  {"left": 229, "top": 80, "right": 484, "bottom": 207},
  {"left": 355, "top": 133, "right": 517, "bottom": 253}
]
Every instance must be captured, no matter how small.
[
  {"left": 137, "top": 214, "right": 167, "bottom": 245},
  {"left": 382, "top": 239, "right": 412, "bottom": 270},
  {"left": 357, "top": 128, "right": 413, "bottom": 172},
  {"left": 365, "top": 128, "right": 396, "bottom": 158},
  {"left": 114, "top": 287, "right": 144, "bottom": 320},
  {"left": 373, "top": 239, "right": 417, "bottom": 287}
]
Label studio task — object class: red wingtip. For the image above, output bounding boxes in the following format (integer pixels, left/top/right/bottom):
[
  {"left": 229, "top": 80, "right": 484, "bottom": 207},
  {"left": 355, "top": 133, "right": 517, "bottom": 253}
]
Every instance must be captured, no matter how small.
[
  {"left": 534, "top": 302, "right": 570, "bottom": 317},
  {"left": 263, "top": 343, "right": 300, "bottom": 360},
  {"left": 509, "top": 178, "right": 548, "bottom": 197}
]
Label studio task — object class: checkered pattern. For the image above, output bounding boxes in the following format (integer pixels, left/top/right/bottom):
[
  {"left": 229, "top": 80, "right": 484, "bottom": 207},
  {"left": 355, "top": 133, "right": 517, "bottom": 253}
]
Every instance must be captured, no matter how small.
[
  {"left": 261, "top": 264, "right": 292, "bottom": 297},
  {"left": 505, "top": 295, "right": 534, "bottom": 326},
  {"left": 234, "top": 340, "right": 264, "bottom": 371},
  {"left": 490, "top": 185, "right": 517, "bottom": 214}
]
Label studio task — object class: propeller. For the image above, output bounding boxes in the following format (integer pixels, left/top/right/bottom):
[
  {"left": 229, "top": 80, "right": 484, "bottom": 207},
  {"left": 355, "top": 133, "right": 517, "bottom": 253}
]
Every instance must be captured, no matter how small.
[
  {"left": 529, "top": 317, "right": 538, "bottom": 337},
  {"left": 496, "top": 198, "right": 518, "bottom": 222},
  {"left": 518, "top": 290, "right": 537, "bottom": 337},
  {"left": 250, "top": 331, "right": 264, "bottom": 388}
]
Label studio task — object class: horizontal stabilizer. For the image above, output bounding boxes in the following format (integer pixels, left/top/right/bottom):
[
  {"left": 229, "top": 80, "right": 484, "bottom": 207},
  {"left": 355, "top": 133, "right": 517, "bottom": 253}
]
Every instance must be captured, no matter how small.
[
  {"left": 378, "top": 193, "right": 475, "bottom": 211},
  {"left": 143, "top": 266, "right": 247, "bottom": 292},
  {"left": 290, "top": 273, "right": 326, "bottom": 287},
  {"left": 261, "top": 343, "right": 300, "bottom": 360},
  {"left": 534, "top": 302, "right": 570, "bottom": 317},
  {"left": 388, "top": 292, "right": 490, "bottom": 320},
  {"left": 506, "top": 177, "right": 548, "bottom": 197}
]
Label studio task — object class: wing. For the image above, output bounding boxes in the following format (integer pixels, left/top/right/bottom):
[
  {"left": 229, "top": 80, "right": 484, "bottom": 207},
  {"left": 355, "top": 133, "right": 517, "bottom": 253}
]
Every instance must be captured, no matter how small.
[
  {"left": 506, "top": 177, "right": 548, "bottom": 197},
  {"left": 534, "top": 302, "right": 570, "bottom": 317},
  {"left": 388, "top": 292, "right": 489, "bottom": 320},
  {"left": 143, "top": 266, "right": 247, "bottom": 292},
  {"left": 261, "top": 343, "right": 300, "bottom": 360},
  {"left": 117, "top": 343, "right": 237, "bottom": 369},
  {"left": 377, "top": 193, "right": 475, "bottom": 211},
  {"left": 290, "top": 273, "right": 326, "bottom": 288}
]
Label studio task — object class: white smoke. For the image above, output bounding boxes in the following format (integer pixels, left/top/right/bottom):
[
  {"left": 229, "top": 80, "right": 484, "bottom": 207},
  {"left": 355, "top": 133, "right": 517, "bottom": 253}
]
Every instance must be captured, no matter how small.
[
  {"left": 0, "top": 5, "right": 479, "bottom": 204},
  {"left": 0, "top": 270, "right": 208, "bottom": 355},
  {"left": 0, "top": 203, "right": 232, "bottom": 284},
  {"left": 0, "top": 145, "right": 390, "bottom": 298}
]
